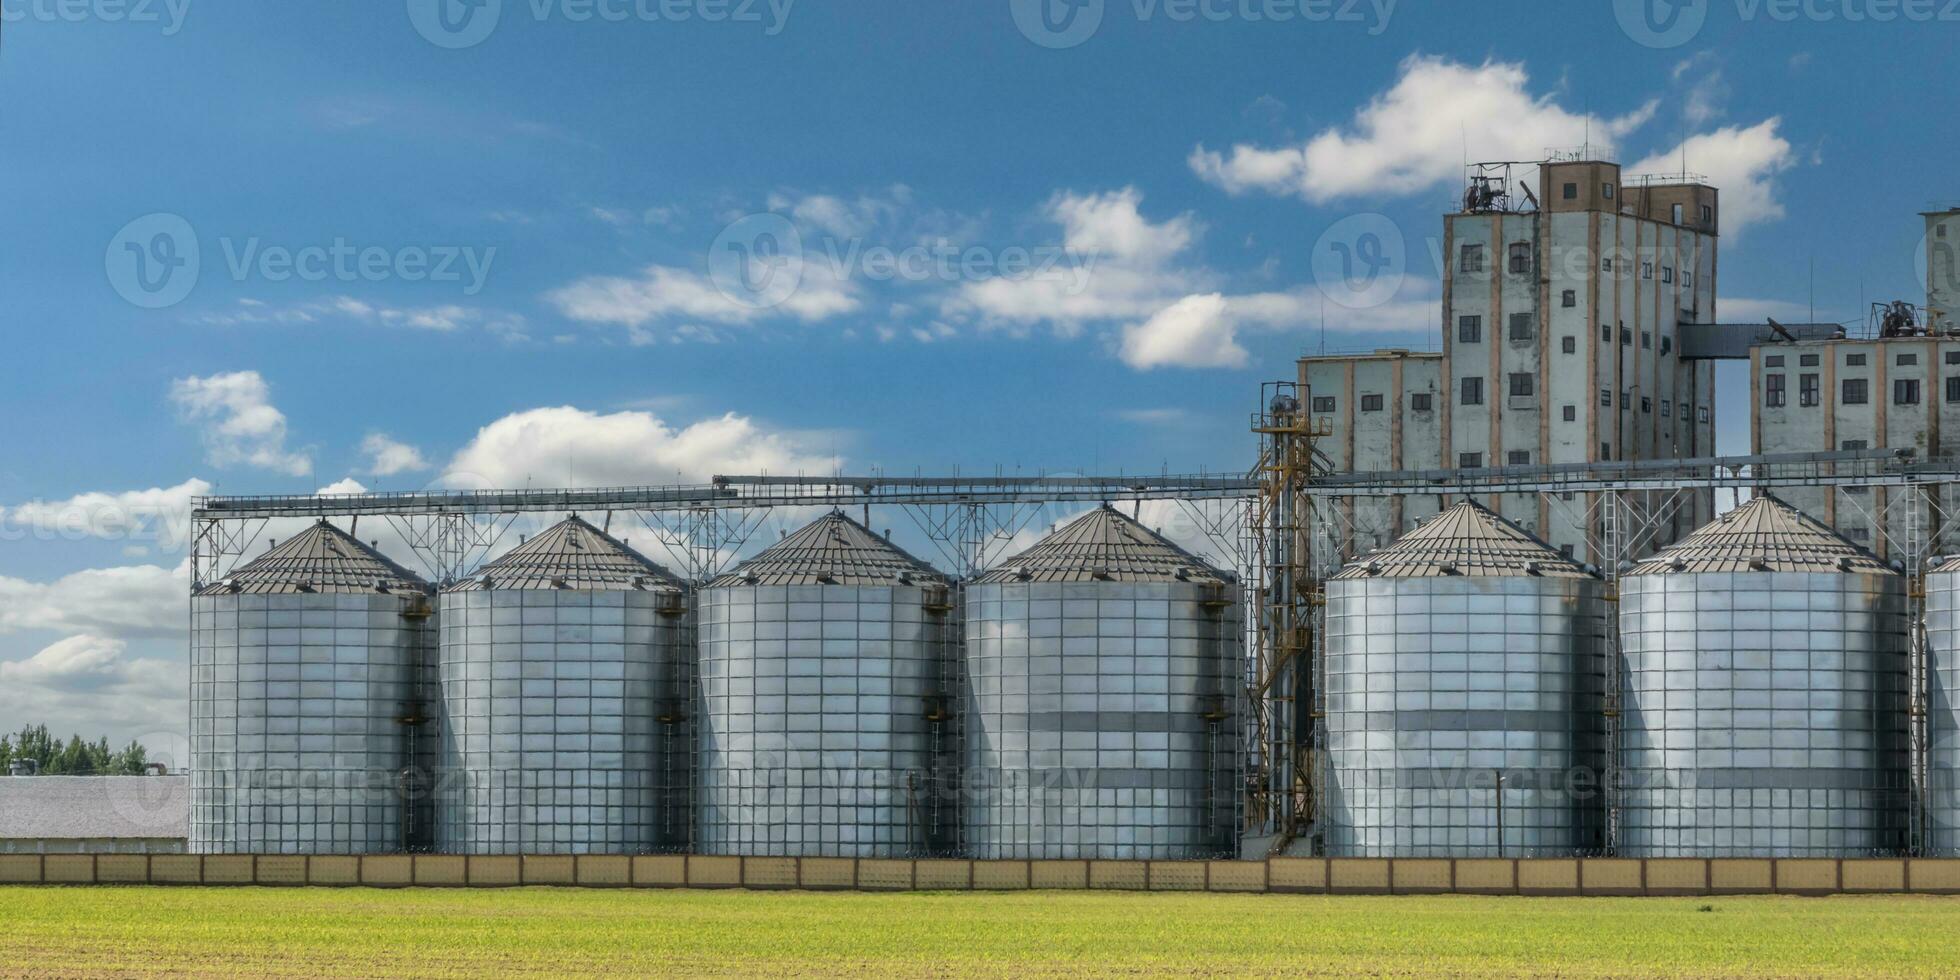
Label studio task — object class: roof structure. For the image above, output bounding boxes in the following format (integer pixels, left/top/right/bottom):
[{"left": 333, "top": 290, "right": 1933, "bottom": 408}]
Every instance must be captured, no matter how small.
[
  {"left": 1631, "top": 495, "right": 1895, "bottom": 575},
  {"left": 709, "top": 511, "right": 948, "bottom": 588},
  {"left": 194, "top": 520, "right": 429, "bottom": 596},
  {"left": 445, "top": 515, "right": 686, "bottom": 593},
  {"left": 972, "top": 505, "right": 1231, "bottom": 585},
  {"left": 1333, "top": 500, "right": 1594, "bottom": 580},
  {"left": 0, "top": 776, "right": 188, "bottom": 841}
]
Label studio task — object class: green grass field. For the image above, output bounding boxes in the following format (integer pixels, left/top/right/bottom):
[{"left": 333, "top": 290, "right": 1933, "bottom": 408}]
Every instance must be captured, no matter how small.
[{"left": 4, "top": 888, "right": 1959, "bottom": 978}]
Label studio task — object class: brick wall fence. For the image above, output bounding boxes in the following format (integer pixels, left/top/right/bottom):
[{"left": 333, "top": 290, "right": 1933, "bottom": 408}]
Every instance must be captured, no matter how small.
[{"left": 5, "top": 855, "right": 1960, "bottom": 894}]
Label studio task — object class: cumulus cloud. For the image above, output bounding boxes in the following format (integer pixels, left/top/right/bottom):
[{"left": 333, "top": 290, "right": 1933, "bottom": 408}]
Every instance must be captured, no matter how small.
[
  {"left": 0, "top": 635, "right": 185, "bottom": 747},
  {"left": 442, "top": 406, "right": 839, "bottom": 490},
  {"left": 1628, "top": 119, "right": 1795, "bottom": 236},
  {"left": 0, "top": 478, "right": 210, "bottom": 552},
  {"left": 1120, "top": 294, "right": 1248, "bottom": 370},
  {"left": 1189, "top": 55, "right": 1657, "bottom": 203},
  {"left": 949, "top": 188, "right": 1203, "bottom": 333},
  {"left": 169, "top": 372, "right": 312, "bottom": 477},
  {"left": 0, "top": 561, "right": 189, "bottom": 641},
  {"left": 360, "top": 434, "right": 430, "bottom": 477}
]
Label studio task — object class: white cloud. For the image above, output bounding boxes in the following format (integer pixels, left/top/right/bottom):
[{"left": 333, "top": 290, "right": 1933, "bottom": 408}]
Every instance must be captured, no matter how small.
[
  {"left": 1120, "top": 294, "right": 1248, "bottom": 370},
  {"left": 169, "top": 372, "right": 312, "bottom": 477},
  {"left": 1628, "top": 119, "right": 1795, "bottom": 237},
  {"left": 192, "top": 296, "right": 525, "bottom": 339},
  {"left": 1189, "top": 55, "right": 1657, "bottom": 203},
  {"left": 360, "top": 434, "right": 430, "bottom": 477},
  {"left": 546, "top": 262, "right": 860, "bottom": 331},
  {"left": 0, "top": 561, "right": 189, "bottom": 640},
  {"left": 768, "top": 186, "right": 913, "bottom": 240},
  {"left": 949, "top": 188, "right": 1202, "bottom": 334},
  {"left": 442, "top": 406, "right": 839, "bottom": 490},
  {"left": 0, "top": 635, "right": 185, "bottom": 748},
  {"left": 0, "top": 478, "right": 210, "bottom": 552},
  {"left": 1673, "top": 52, "right": 1730, "bottom": 128}
]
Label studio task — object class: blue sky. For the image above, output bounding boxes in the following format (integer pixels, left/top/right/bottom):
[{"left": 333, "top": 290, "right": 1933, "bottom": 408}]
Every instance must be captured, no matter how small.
[{"left": 0, "top": 0, "right": 1953, "bottom": 743}]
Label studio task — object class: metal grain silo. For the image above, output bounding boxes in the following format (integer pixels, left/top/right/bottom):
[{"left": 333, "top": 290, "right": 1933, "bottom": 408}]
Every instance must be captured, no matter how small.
[
  {"left": 1929, "top": 556, "right": 1960, "bottom": 855},
  {"left": 437, "top": 516, "right": 691, "bottom": 855},
  {"left": 963, "top": 506, "right": 1241, "bottom": 860},
  {"left": 1619, "top": 495, "right": 1909, "bottom": 857},
  {"left": 1323, "top": 501, "right": 1607, "bottom": 857},
  {"left": 190, "top": 521, "right": 435, "bottom": 854},
  {"left": 696, "top": 512, "right": 957, "bottom": 857}
]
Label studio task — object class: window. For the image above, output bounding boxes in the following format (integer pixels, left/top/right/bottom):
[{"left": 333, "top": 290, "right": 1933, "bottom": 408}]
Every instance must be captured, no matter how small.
[
  {"left": 1562, "top": 182, "right": 1578, "bottom": 200},
  {"left": 1559, "top": 544, "right": 1576, "bottom": 559},
  {"left": 1639, "top": 396, "right": 1651, "bottom": 414},
  {"left": 1764, "top": 355, "right": 1785, "bottom": 367},
  {"left": 1899, "top": 353, "right": 1919, "bottom": 366},
  {"left": 1896, "top": 379, "right": 1922, "bottom": 405},
  {"left": 1459, "top": 452, "right": 1483, "bottom": 469},
  {"left": 1672, "top": 203, "right": 1684, "bottom": 224},
  {"left": 1509, "top": 372, "right": 1534, "bottom": 397},
  {"left": 1601, "top": 322, "right": 1612, "bottom": 341},
  {"left": 1947, "top": 351, "right": 1960, "bottom": 365},
  {"left": 1508, "top": 242, "right": 1532, "bottom": 275},
  {"left": 1800, "top": 354, "right": 1820, "bottom": 367},
  {"left": 1459, "top": 243, "right": 1485, "bottom": 274},
  {"left": 1697, "top": 407, "right": 1709, "bottom": 423},
  {"left": 1561, "top": 289, "right": 1577, "bottom": 308},
  {"left": 1602, "top": 183, "right": 1615, "bottom": 199},
  {"left": 1361, "top": 394, "right": 1384, "bottom": 412},
  {"left": 1600, "top": 441, "right": 1612, "bottom": 459},
  {"left": 1846, "top": 527, "right": 1870, "bottom": 542},
  {"left": 1411, "top": 393, "right": 1433, "bottom": 412},
  {"left": 1460, "top": 377, "right": 1484, "bottom": 406},
  {"left": 1800, "top": 374, "right": 1820, "bottom": 407},
  {"left": 1561, "top": 336, "right": 1577, "bottom": 355},
  {"left": 1661, "top": 399, "right": 1671, "bottom": 417},
  {"left": 1661, "top": 336, "right": 1673, "bottom": 355},
  {"left": 1946, "top": 376, "right": 1960, "bottom": 403},
  {"left": 1641, "top": 261, "right": 1654, "bottom": 280},
  {"left": 1641, "top": 331, "right": 1652, "bottom": 349},
  {"left": 1310, "top": 396, "right": 1336, "bottom": 413},
  {"left": 1765, "top": 374, "right": 1786, "bottom": 407},
  {"left": 1846, "top": 353, "right": 1867, "bottom": 366},
  {"left": 1601, "top": 257, "right": 1613, "bottom": 273},
  {"left": 1562, "top": 405, "right": 1577, "bottom": 422},
  {"left": 1700, "top": 204, "right": 1713, "bottom": 224},
  {"left": 1663, "top": 266, "right": 1674, "bottom": 284},
  {"left": 1620, "top": 326, "right": 1632, "bottom": 346},
  {"left": 1508, "top": 450, "right": 1531, "bottom": 465},
  {"left": 1683, "top": 271, "right": 1693, "bottom": 289},
  {"left": 1458, "top": 315, "right": 1483, "bottom": 343},
  {"left": 1599, "top": 388, "right": 1612, "bottom": 407},
  {"left": 1509, "top": 312, "right": 1534, "bottom": 342},
  {"left": 1843, "top": 378, "right": 1869, "bottom": 404},
  {"left": 1842, "top": 439, "right": 1867, "bottom": 450}
]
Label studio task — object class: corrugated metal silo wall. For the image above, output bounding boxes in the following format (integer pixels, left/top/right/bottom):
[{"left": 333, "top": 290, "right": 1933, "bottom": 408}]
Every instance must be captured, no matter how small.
[
  {"left": 1322, "top": 576, "right": 1607, "bottom": 857},
  {"left": 1917, "top": 568, "right": 1959, "bottom": 855},
  {"left": 435, "top": 588, "right": 691, "bottom": 855},
  {"left": 1618, "top": 570, "right": 1911, "bottom": 857},
  {"left": 189, "top": 592, "right": 430, "bottom": 854},
  {"left": 695, "top": 583, "right": 958, "bottom": 857},
  {"left": 961, "top": 581, "right": 1241, "bottom": 860}
]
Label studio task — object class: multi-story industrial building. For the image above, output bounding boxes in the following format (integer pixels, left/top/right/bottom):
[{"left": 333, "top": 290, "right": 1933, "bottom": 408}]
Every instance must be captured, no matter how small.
[{"left": 1305, "top": 155, "right": 1725, "bottom": 562}]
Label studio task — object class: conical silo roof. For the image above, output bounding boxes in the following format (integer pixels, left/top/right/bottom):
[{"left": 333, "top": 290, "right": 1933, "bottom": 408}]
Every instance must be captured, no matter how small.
[
  {"left": 445, "top": 515, "right": 685, "bottom": 592},
  {"left": 709, "top": 511, "right": 948, "bottom": 587},
  {"left": 195, "top": 520, "right": 429, "bottom": 596},
  {"left": 972, "top": 505, "right": 1231, "bottom": 585},
  {"left": 1333, "top": 500, "right": 1593, "bottom": 579},
  {"left": 1630, "top": 495, "right": 1895, "bottom": 575}
]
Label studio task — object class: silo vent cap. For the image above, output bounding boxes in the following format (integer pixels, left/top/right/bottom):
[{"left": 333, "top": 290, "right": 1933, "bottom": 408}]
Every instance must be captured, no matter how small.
[{"left": 1669, "top": 557, "right": 1688, "bottom": 572}]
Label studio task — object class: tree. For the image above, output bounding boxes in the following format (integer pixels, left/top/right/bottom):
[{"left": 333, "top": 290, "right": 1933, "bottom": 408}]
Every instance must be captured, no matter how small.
[{"left": 0, "top": 726, "right": 156, "bottom": 776}]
